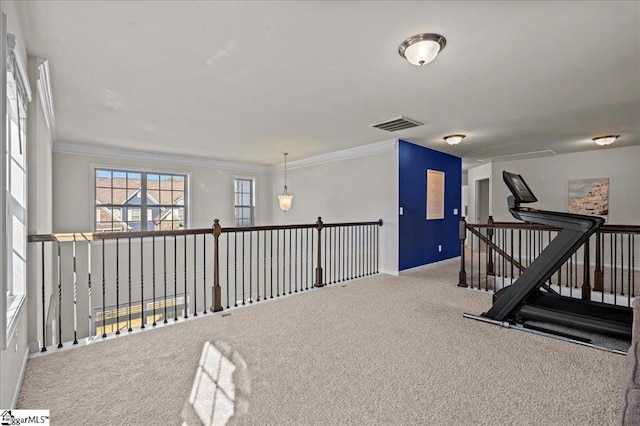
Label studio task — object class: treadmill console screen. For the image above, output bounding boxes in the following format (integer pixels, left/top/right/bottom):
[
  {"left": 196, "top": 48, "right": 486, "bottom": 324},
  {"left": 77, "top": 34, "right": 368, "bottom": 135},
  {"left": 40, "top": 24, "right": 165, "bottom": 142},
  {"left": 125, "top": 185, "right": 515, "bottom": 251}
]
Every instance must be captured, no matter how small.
[{"left": 503, "top": 171, "right": 538, "bottom": 204}]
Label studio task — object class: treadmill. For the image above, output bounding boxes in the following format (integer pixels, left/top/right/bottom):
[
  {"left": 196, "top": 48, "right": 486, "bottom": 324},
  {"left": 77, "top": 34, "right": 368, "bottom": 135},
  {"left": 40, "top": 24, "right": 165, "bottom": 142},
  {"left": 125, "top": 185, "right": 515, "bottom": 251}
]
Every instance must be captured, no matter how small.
[{"left": 480, "top": 171, "right": 632, "bottom": 340}]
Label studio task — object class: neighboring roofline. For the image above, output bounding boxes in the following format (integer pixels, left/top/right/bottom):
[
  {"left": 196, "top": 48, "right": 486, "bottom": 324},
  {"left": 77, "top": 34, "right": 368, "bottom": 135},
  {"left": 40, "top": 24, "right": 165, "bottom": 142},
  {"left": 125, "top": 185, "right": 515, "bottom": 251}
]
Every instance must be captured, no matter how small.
[{"left": 122, "top": 188, "right": 160, "bottom": 206}]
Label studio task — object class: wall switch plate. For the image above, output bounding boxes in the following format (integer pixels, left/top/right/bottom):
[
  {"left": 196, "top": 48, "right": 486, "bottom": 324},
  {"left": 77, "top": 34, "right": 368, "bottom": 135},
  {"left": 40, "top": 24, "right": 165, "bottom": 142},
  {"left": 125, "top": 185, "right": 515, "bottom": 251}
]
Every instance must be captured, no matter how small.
[
  {"left": 453, "top": 208, "right": 458, "bottom": 215},
  {"left": 399, "top": 207, "right": 403, "bottom": 215},
  {"left": 438, "top": 245, "right": 442, "bottom": 252}
]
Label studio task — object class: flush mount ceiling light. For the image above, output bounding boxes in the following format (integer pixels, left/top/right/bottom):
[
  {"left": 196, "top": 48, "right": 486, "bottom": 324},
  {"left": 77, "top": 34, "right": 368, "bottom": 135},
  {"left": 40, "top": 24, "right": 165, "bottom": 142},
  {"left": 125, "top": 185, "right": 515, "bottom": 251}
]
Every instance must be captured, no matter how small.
[
  {"left": 592, "top": 135, "right": 619, "bottom": 146},
  {"left": 398, "top": 33, "right": 447, "bottom": 66},
  {"left": 444, "top": 134, "right": 465, "bottom": 145},
  {"left": 278, "top": 153, "right": 293, "bottom": 212}
]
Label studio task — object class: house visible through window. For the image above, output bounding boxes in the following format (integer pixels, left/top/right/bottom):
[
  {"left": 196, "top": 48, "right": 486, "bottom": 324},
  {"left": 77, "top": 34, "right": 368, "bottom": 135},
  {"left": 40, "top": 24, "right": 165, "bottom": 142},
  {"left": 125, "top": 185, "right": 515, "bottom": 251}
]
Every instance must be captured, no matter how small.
[
  {"left": 234, "top": 178, "right": 254, "bottom": 227},
  {"left": 95, "top": 169, "right": 187, "bottom": 232}
]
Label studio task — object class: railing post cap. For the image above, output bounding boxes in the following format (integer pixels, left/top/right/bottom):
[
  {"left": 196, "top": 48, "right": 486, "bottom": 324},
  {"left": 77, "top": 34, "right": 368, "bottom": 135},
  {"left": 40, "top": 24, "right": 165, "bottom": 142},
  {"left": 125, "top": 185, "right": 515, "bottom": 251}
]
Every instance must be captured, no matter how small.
[
  {"left": 378, "top": 219, "right": 383, "bottom": 226},
  {"left": 212, "top": 219, "right": 222, "bottom": 237}
]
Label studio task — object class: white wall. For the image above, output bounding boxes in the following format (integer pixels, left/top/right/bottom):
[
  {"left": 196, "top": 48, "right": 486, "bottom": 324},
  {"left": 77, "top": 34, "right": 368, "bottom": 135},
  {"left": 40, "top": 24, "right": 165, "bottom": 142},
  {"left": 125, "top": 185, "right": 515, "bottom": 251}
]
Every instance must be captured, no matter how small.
[
  {"left": 466, "top": 162, "right": 492, "bottom": 224},
  {"left": 52, "top": 151, "right": 272, "bottom": 232},
  {"left": 269, "top": 146, "right": 398, "bottom": 274},
  {"left": 491, "top": 146, "right": 640, "bottom": 224},
  {"left": 1, "top": 0, "right": 35, "bottom": 409}
]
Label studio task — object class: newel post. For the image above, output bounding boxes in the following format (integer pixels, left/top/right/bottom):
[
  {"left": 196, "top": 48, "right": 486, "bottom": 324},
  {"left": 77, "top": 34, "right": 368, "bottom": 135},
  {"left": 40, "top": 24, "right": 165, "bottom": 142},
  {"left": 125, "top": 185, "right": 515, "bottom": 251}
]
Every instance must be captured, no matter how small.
[
  {"left": 458, "top": 217, "right": 468, "bottom": 287},
  {"left": 582, "top": 238, "right": 591, "bottom": 300},
  {"left": 314, "top": 217, "right": 324, "bottom": 287},
  {"left": 486, "top": 216, "right": 495, "bottom": 276},
  {"left": 211, "top": 219, "right": 223, "bottom": 312},
  {"left": 593, "top": 232, "right": 603, "bottom": 292}
]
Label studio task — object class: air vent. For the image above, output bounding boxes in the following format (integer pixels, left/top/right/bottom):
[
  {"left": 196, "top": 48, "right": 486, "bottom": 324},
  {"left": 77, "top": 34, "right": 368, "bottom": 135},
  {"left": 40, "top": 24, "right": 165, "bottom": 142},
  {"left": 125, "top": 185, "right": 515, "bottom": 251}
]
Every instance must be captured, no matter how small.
[
  {"left": 370, "top": 116, "right": 423, "bottom": 132},
  {"left": 479, "top": 150, "right": 556, "bottom": 163}
]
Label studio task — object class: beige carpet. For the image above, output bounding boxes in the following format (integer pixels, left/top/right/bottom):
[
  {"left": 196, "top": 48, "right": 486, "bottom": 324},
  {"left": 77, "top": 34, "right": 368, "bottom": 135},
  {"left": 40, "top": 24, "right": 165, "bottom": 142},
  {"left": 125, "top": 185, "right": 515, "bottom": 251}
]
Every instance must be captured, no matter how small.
[{"left": 18, "top": 260, "right": 625, "bottom": 425}]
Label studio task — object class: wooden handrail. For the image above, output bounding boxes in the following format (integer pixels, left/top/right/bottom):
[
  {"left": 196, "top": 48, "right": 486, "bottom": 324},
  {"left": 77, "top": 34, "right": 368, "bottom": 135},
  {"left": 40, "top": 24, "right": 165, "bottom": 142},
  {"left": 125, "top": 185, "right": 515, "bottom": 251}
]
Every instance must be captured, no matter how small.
[
  {"left": 28, "top": 219, "right": 385, "bottom": 242},
  {"left": 28, "top": 228, "right": 213, "bottom": 242},
  {"left": 27, "top": 219, "right": 383, "bottom": 243}
]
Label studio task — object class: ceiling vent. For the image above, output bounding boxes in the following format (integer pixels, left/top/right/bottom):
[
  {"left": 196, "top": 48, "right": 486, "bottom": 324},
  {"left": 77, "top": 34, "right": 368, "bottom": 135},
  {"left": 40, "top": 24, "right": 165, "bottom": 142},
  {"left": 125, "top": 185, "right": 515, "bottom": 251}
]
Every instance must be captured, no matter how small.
[
  {"left": 479, "top": 150, "right": 556, "bottom": 163},
  {"left": 370, "top": 116, "right": 423, "bottom": 132}
]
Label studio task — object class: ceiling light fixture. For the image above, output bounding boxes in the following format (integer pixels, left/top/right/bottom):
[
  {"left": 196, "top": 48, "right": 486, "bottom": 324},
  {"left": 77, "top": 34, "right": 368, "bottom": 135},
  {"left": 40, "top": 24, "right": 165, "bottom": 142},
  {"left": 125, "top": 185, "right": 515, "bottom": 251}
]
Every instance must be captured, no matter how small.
[
  {"left": 592, "top": 135, "right": 619, "bottom": 146},
  {"left": 398, "top": 33, "right": 447, "bottom": 66},
  {"left": 278, "top": 153, "right": 293, "bottom": 212},
  {"left": 444, "top": 134, "right": 465, "bottom": 145}
]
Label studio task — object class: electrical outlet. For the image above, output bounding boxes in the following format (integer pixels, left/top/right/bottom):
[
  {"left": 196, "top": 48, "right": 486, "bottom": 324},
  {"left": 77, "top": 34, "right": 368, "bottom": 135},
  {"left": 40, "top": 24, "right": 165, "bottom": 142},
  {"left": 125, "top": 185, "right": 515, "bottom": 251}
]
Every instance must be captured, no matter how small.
[
  {"left": 399, "top": 207, "right": 404, "bottom": 215},
  {"left": 438, "top": 245, "right": 442, "bottom": 252},
  {"left": 453, "top": 208, "right": 458, "bottom": 215}
]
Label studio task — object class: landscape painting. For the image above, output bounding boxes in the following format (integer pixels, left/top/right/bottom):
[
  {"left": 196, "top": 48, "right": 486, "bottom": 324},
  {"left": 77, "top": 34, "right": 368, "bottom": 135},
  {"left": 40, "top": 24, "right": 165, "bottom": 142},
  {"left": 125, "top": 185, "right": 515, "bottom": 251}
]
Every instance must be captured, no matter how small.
[{"left": 568, "top": 177, "right": 609, "bottom": 222}]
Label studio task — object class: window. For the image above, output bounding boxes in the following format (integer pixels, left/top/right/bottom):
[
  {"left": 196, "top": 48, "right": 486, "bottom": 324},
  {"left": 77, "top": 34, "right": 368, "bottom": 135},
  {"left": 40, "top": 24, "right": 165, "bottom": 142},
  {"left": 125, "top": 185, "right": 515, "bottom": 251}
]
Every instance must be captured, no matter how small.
[
  {"left": 95, "top": 169, "right": 187, "bottom": 232},
  {"left": 234, "top": 178, "right": 254, "bottom": 227},
  {"left": 3, "top": 25, "right": 31, "bottom": 345}
]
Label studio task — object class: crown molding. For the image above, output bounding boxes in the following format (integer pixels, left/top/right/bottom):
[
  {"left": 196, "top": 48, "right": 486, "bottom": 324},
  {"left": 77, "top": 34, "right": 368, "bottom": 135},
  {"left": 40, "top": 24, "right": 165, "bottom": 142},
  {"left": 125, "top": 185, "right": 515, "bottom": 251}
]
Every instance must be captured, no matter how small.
[
  {"left": 270, "top": 139, "right": 397, "bottom": 172},
  {"left": 55, "top": 139, "right": 398, "bottom": 174},
  {"left": 54, "top": 142, "right": 270, "bottom": 174}
]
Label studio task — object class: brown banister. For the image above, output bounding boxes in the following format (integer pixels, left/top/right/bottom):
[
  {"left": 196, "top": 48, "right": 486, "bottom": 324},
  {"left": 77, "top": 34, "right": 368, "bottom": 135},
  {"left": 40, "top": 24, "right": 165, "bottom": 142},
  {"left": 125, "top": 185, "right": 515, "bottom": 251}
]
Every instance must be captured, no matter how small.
[
  {"left": 582, "top": 240, "right": 591, "bottom": 300},
  {"left": 458, "top": 217, "right": 468, "bottom": 287},
  {"left": 28, "top": 217, "right": 384, "bottom": 351},
  {"left": 487, "top": 216, "right": 495, "bottom": 276},
  {"left": 315, "top": 217, "right": 324, "bottom": 287},
  {"left": 464, "top": 220, "right": 639, "bottom": 306},
  {"left": 466, "top": 225, "right": 559, "bottom": 295},
  {"left": 212, "top": 219, "right": 223, "bottom": 312},
  {"left": 594, "top": 232, "right": 603, "bottom": 292}
]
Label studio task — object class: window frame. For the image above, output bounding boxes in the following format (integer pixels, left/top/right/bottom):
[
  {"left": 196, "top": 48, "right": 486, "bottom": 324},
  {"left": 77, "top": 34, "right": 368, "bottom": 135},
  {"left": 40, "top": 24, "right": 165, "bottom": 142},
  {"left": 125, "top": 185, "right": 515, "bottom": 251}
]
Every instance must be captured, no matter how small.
[
  {"left": 233, "top": 176, "right": 255, "bottom": 227},
  {"left": 2, "top": 18, "right": 32, "bottom": 349},
  {"left": 91, "top": 165, "right": 190, "bottom": 233}
]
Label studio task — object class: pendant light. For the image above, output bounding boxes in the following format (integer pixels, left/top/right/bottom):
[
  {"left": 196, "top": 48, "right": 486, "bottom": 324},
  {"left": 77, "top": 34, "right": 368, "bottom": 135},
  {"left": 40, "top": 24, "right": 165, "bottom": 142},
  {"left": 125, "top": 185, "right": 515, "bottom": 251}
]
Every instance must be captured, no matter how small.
[{"left": 278, "top": 153, "right": 293, "bottom": 212}]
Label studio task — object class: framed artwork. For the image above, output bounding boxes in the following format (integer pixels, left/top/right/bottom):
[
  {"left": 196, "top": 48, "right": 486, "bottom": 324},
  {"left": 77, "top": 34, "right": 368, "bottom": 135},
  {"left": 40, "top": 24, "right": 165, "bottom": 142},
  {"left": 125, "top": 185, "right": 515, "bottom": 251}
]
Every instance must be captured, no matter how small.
[
  {"left": 426, "top": 169, "right": 445, "bottom": 220},
  {"left": 568, "top": 177, "right": 609, "bottom": 222}
]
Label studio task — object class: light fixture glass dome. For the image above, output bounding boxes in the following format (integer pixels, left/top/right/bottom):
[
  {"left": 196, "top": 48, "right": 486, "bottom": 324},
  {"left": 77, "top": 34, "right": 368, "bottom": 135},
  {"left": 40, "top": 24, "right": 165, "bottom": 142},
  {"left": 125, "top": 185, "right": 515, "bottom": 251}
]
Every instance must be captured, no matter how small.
[
  {"left": 444, "top": 134, "right": 465, "bottom": 145},
  {"left": 592, "top": 135, "right": 619, "bottom": 146},
  {"left": 278, "top": 193, "right": 293, "bottom": 212},
  {"left": 399, "top": 33, "right": 447, "bottom": 66}
]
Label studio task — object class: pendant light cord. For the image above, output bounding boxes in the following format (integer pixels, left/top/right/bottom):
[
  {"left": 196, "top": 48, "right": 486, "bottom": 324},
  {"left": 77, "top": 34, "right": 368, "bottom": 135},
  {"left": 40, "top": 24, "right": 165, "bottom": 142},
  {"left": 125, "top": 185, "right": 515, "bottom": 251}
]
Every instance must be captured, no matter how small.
[{"left": 284, "top": 153, "right": 288, "bottom": 191}]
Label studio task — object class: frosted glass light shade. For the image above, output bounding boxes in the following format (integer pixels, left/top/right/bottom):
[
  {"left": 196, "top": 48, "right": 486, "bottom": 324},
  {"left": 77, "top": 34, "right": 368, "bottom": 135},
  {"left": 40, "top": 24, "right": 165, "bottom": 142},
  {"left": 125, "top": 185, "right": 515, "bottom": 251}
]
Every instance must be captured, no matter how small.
[
  {"left": 399, "top": 34, "right": 447, "bottom": 66},
  {"left": 278, "top": 194, "right": 293, "bottom": 212},
  {"left": 444, "top": 134, "right": 465, "bottom": 145},
  {"left": 404, "top": 40, "right": 440, "bottom": 66},
  {"left": 592, "top": 135, "right": 618, "bottom": 146}
]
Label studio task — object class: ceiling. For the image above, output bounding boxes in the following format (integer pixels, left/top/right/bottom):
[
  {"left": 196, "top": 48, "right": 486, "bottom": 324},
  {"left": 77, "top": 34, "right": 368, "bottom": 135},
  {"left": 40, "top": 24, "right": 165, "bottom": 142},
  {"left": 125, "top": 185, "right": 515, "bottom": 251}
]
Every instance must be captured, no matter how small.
[{"left": 19, "top": 1, "right": 640, "bottom": 169}]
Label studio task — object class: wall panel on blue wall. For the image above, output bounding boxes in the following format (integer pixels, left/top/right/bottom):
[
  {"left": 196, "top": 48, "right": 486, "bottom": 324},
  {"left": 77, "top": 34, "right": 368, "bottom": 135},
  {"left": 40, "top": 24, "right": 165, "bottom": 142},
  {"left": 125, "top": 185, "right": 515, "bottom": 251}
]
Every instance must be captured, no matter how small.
[{"left": 399, "top": 140, "right": 462, "bottom": 270}]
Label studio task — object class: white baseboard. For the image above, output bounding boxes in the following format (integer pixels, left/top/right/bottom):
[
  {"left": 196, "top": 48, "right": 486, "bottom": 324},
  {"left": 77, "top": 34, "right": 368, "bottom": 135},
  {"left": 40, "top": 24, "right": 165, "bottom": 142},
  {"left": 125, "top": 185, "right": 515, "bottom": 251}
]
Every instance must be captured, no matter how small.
[
  {"left": 399, "top": 257, "right": 460, "bottom": 275},
  {"left": 379, "top": 269, "right": 399, "bottom": 276},
  {"left": 11, "top": 346, "right": 29, "bottom": 408}
]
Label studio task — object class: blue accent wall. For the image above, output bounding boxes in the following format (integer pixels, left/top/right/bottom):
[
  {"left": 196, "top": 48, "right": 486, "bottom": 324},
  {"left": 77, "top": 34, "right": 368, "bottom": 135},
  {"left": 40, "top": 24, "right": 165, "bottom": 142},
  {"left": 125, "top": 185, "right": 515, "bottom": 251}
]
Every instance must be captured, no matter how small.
[{"left": 399, "top": 140, "right": 462, "bottom": 270}]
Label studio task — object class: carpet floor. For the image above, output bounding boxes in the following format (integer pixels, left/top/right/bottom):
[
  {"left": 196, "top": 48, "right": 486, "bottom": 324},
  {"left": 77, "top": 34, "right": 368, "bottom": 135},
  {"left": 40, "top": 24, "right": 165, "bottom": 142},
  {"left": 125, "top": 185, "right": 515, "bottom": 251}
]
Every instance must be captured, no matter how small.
[{"left": 18, "top": 260, "right": 625, "bottom": 425}]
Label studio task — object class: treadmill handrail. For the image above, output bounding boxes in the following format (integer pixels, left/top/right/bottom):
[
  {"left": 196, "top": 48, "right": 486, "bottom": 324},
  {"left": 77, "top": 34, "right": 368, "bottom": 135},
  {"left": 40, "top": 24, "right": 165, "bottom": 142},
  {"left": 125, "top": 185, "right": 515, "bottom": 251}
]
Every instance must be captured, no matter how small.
[{"left": 511, "top": 208, "right": 604, "bottom": 232}]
